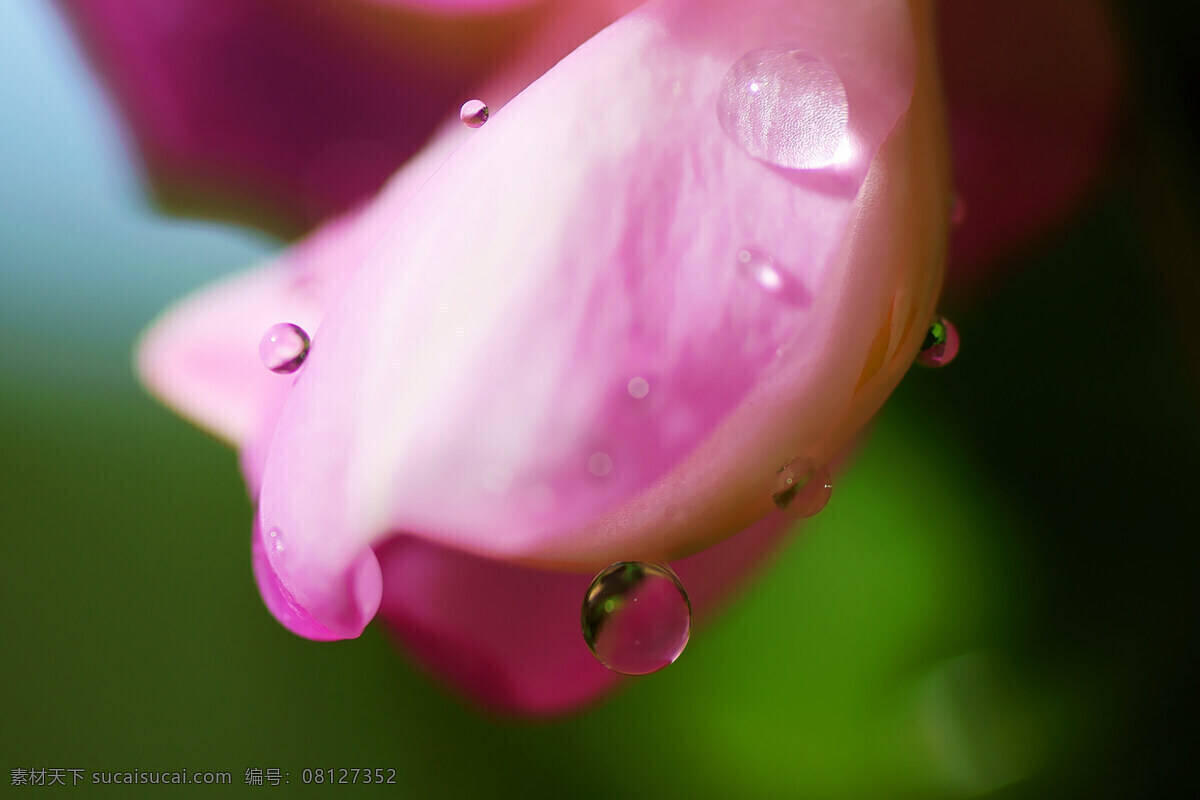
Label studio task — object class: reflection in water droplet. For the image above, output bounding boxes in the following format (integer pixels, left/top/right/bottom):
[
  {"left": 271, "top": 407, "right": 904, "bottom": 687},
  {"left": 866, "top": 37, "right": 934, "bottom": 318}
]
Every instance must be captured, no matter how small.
[
  {"left": 627, "top": 376, "right": 650, "bottom": 399},
  {"left": 588, "top": 452, "right": 613, "bottom": 477},
  {"left": 268, "top": 528, "right": 284, "bottom": 553},
  {"left": 917, "top": 316, "right": 960, "bottom": 368},
  {"left": 460, "top": 99, "right": 490, "bottom": 129},
  {"left": 581, "top": 561, "right": 691, "bottom": 675},
  {"left": 717, "top": 46, "right": 849, "bottom": 170},
  {"left": 772, "top": 460, "right": 833, "bottom": 518},
  {"left": 259, "top": 323, "right": 310, "bottom": 374},
  {"left": 736, "top": 247, "right": 809, "bottom": 306}
]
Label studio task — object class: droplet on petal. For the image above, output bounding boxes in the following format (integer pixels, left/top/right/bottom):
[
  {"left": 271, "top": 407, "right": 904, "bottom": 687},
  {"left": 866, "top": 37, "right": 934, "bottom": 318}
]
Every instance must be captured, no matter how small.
[
  {"left": 627, "top": 376, "right": 650, "bottom": 399},
  {"left": 917, "top": 316, "right": 960, "bottom": 368},
  {"left": 259, "top": 323, "right": 310, "bottom": 374},
  {"left": 716, "top": 46, "right": 849, "bottom": 170},
  {"left": 581, "top": 561, "right": 691, "bottom": 676},
  {"left": 736, "top": 247, "right": 810, "bottom": 306},
  {"left": 460, "top": 99, "right": 490, "bottom": 129},
  {"left": 772, "top": 460, "right": 833, "bottom": 518},
  {"left": 588, "top": 452, "right": 613, "bottom": 477}
]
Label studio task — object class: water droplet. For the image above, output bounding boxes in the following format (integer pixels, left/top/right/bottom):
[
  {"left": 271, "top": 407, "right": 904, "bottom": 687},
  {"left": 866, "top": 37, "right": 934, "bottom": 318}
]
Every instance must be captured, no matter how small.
[
  {"left": 917, "top": 316, "right": 960, "bottom": 368},
  {"left": 772, "top": 460, "right": 833, "bottom": 518},
  {"left": 581, "top": 561, "right": 691, "bottom": 675},
  {"left": 588, "top": 452, "right": 613, "bottom": 477},
  {"left": 259, "top": 323, "right": 310, "bottom": 374},
  {"left": 736, "top": 247, "right": 809, "bottom": 306},
  {"left": 460, "top": 99, "right": 490, "bottom": 129},
  {"left": 267, "top": 528, "right": 285, "bottom": 553},
  {"left": 951, "top": 195, "right": 967, "bottom": 227},
  {"left": 627, "top": 376, "right": 650, "bottom": 399},
  {"left": 717, "top": 46, "right": 849, "bottom": 170}
]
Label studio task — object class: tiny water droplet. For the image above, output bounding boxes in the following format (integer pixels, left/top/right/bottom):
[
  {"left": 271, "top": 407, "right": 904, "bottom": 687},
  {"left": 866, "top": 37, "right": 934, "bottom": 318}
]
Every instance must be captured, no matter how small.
[
  {"left": 582, "top": 561, "right": 691, "bottom": 675},
  {"left": 627, "top": 376, "right": 650, "bottom": 399},
  {"left": 951, "top": 195, "right": 967, "bottom": 227},
  {"left": 267, "top": 528, "right": 284, "bottom": 553},
  {"left": 772, "top": 460, "right": 833, "bottom": 518},
  {"left": 716, "top": 46, "right": 849, "bottom": 170},
  {"left": 259, "top": 323, "right": 310, "bottom": 374},
  {"left": 460, "top": 99, "right": 490, "bottom": 129},
  {"left": 736, "top": 247, "right": 809, "bottom": 306},
  {"left": 917, "top": 316, "right": 960, "bottom": 368},
  {"left": 588, "top": 452, "right": 613, "bottom": 477}
]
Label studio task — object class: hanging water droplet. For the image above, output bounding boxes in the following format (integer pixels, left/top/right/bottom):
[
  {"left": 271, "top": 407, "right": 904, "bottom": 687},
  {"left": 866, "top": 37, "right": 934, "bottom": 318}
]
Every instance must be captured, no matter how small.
[
  {"left": 716, "top": 46, "right": 849, "bottom": 170},
  {"left": 736, "top": 247, "right": 810, "bottom": 306},
  {"left": 581, "top": 561, "right": 691, "bottom": 675},
  {"left": 772, "top": 460, "right": 833, "bottom": 518},
  {"left": 627, "top": 376, "right": 650, "bottom": 399},
  {"left": 917, "top": 316, "right": 960, "bottom": 368},
  {"left": 588, "top": 452, "right": 613, "bottom": 477},
  {"left": 259, "top": 323, "right": 310, "bottom": 374},
  {"left": 951, "top": 195, "right": 967, "bottom": 227},
  {"left": 460, "top": 99, "right": 490, "bottom": 129}
]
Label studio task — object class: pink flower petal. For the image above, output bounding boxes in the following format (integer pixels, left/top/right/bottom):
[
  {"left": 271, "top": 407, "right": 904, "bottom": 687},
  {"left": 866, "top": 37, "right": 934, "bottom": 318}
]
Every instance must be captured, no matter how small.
[
  {"left": 376, "top": 511, "right": 790, "bottom": 715},
  {"left": 56, "top": 0, "right": 553, "bottom": 233},
  {"left": 368, "top": 0, "right": 545, "bottom": 12},
  {"left": 255, "top": 0, "right": 948, "bottom": 638},
  {"left": 938, "top": 0, "right": 1123, "bottom": 292},
  {"left": 136, "top": 260, "right": 322, "bottom": 446},
  {"left": 138, "top": 130, "right": 466, "bottom": 471}
]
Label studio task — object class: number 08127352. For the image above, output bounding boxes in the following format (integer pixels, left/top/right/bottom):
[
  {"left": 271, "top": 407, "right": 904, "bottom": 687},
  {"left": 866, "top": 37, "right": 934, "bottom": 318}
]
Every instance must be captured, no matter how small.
[{"left": 300, "top": 768, "right": 397, "bottom": 785}]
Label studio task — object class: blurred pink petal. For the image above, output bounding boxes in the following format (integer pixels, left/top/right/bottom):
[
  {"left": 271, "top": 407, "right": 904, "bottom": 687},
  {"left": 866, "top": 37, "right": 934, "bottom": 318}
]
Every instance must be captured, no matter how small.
[
  {"left": 61, "top": 0, "right": 1120, "bottom": 276},
  {"left": 938, "top": 0, "right": 1123, "bottom": 293},
  {"left": 375, "top": 512, "right": 789, "bottom": 715},
  {"left": 55, "top": 0, "right": 552, "bottom": 234},
  {"left": 376, "top": 0, "right": 545, "bottom": 12},
  {"left": 251, "top": 0, "right": 947, "bottom": 639}
]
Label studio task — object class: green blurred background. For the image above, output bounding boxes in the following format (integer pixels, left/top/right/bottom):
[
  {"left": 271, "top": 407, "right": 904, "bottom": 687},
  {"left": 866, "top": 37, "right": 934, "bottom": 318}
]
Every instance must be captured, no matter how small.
[{"left": 1, "top": 0, "right": 1197, "bottom": 796}]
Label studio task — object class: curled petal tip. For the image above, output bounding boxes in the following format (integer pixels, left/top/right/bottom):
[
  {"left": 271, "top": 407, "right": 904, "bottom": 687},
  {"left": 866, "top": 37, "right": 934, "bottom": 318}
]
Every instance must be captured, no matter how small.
[{"left": 253, "top": 518, "right": 382, "bottom": 641}]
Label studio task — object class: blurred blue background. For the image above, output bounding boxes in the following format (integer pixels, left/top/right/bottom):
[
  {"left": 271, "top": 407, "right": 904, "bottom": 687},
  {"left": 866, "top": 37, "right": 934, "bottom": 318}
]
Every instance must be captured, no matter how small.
[{"left": 2, "top": 0, "right": 1197, "bottom": 796}]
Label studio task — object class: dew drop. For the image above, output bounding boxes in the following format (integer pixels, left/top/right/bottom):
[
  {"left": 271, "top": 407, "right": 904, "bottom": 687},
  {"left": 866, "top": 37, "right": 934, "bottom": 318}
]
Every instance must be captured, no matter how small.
[
  {"left": 717, "top": 46, "right": 849, "bottom": 170},
  {"left": 736, "top": 247, "right": 809, "bottom": 306},
  {"left": 259, "top": 323, "right": 310, "bottom": 374},
  {"left": 588, "top": 452, "right": 613, "bottom": 477},
  {"left": 916, "top": 316, "right": 960, "bottom": 368},
  {"left": 581, "top": 561, "right": 691, "bottom": 675},
  {"left": 772, "top": 460, "right": 833, "bottom": 518},
  {"left": 460, "top": 99, "right": 490, "bottom": 129},
  {"left": 627, "top": 376, "right": 650, "bottom": 399}
]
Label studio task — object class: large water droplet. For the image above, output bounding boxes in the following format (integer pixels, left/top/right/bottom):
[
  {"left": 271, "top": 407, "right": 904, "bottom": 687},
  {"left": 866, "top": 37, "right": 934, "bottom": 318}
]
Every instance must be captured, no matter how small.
[
  {"left": 917, "top": 316, "right": 960, "bottom": 368},
  {"left": 582, "top": 561, "right": 691, "bottom": 675},
  {"left": 460, "top": 99, "right": 490, "bottom": 129},
  {"left": 772, "top": 460, "right": 833, "bottom": 518},
  {"left": 717, "top": 46, "right": 849, "bottom": 170},
  {"left": 259, "top": 323, "right": 310, "bottom": 374},
  {"left": 736, "top": 247, "right": 809, "bottom": 306}
]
